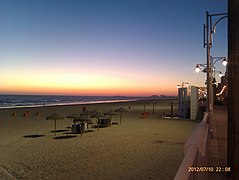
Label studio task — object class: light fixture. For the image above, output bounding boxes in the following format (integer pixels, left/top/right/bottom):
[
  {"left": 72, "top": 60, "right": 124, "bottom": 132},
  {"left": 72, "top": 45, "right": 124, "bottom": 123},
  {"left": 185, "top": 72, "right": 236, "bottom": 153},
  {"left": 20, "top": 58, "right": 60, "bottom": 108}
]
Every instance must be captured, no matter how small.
[
  {"left": 194, "top": 64, "right": 201, "bottom": 73},
  {"left": 222, "top": 58, "right": 228, "bottom": 66},
  {"left": 219, "top": 71, "right": 223, "bottom": 77},
  {"left": 202, "top": 67, "right": 207, "bottom": 73}
]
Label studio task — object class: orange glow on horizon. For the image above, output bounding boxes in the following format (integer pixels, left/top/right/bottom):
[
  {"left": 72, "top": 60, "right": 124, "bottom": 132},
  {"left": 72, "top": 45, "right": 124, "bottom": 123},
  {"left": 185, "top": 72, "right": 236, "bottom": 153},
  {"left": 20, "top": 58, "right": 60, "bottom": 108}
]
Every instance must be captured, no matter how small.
[
  {"left": 0, "top": 69, "right": 178, "bottom": 96},
  {"left": 0, "top": 81, "right": 177, "bottom": 96}
]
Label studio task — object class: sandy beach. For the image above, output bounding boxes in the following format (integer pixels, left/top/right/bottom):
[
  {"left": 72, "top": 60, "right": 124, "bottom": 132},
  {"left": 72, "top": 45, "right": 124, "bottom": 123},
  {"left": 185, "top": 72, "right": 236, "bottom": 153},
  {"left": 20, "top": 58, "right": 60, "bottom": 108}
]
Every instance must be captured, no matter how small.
[{"left": 0, "top": 99, "right": 196, "bottom": 180}]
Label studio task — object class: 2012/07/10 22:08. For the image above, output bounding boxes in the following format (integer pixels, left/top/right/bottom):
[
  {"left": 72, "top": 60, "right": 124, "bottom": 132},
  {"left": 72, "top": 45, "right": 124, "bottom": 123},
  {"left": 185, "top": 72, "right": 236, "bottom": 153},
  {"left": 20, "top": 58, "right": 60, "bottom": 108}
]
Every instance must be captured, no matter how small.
[{"left": 188, "top": 166, "right": 231, "bottom": 172}]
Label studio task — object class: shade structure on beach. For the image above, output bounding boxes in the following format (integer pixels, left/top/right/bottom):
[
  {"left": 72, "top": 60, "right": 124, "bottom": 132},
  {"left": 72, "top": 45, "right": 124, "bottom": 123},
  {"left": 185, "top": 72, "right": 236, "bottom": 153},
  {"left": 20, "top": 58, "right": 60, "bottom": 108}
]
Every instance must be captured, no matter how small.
[
  {"left": 90, "top": 111, "right": 105, "bottom": 119},
  {"left": 80, "top": 110, "right": 97, "bottom": 118},
  {"left": 115, "top": 107, "right": 127, "bottom": 125},
  {"left": 66, "top": 113, "right": 80, "bottom": 124},
  {"left": 66, "top": 113, "right": 80, "bottom": 119},
  {"left": 90, "top": 111, "right": 106, "bottom": 131},
  {"left": 73, "top": 115, "right": 92, "bottom": 124},
  {"left": 104, "top": 110, "right": 118, "bottom": 122},
  {"left": 46, "top": 113, "right": 64, "bottom": 136}
]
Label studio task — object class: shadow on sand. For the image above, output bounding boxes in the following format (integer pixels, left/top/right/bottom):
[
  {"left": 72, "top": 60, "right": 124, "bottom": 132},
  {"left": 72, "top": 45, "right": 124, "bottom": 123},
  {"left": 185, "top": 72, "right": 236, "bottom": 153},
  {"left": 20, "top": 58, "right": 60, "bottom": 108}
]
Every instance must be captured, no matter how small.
[
  {"left": 53, "top": 135, "right": 77, "bottom": 140},
  {"left": 23, "top": 134, "right": 45, "bottom": 138}
]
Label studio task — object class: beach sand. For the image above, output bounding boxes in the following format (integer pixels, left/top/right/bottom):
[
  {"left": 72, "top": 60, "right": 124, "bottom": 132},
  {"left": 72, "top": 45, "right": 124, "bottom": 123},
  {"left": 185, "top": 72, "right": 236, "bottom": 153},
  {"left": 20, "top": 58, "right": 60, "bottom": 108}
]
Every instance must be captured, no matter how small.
[{"left": 0, "top": 99, "right": 196, "bottom": 180}]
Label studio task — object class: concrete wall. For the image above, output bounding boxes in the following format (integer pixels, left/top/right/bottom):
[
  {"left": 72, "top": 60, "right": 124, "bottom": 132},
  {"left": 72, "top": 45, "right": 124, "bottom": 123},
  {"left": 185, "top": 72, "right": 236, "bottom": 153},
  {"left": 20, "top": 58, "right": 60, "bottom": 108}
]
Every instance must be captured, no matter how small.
[
  {"left": 178, "top": 87, "right": 189, "bottom": 118},
  {"left": 190, "top": 86, "right": 199, "bottom": 120}
]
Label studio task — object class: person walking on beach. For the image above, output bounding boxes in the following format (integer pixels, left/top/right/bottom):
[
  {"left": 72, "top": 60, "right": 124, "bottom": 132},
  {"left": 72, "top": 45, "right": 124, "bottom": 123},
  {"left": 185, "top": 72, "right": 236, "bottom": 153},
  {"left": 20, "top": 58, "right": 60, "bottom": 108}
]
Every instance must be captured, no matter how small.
[{"left": 83, "top": 106, "right": 86, "bottom": 112}]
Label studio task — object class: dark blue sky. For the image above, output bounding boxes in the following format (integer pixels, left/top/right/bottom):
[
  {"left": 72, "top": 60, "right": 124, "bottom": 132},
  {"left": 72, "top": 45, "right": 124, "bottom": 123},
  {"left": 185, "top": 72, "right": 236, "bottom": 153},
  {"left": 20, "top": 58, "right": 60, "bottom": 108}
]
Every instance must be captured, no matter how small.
[{"left": 0, "top": 0, "right": 227, "bottom": 95}]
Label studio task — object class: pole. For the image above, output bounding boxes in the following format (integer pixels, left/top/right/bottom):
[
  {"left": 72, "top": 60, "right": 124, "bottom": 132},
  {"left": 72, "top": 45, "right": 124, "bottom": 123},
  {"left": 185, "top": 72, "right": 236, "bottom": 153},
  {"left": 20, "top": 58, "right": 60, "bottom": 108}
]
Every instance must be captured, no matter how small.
[
  {"left": 54, "top": 119, "right": 56, "bottom": 136},
  {"left": 171, "top": 102, "right": 173, "bottom": 118},
  {"left": 153, "top": 103, "right": 155, "bottom": 116},
  {"left": 207, "top": 12, "right": 214, "bottom": 115},
  {"left": 206, "top": 11, "right": 212, "bottom": 114}
]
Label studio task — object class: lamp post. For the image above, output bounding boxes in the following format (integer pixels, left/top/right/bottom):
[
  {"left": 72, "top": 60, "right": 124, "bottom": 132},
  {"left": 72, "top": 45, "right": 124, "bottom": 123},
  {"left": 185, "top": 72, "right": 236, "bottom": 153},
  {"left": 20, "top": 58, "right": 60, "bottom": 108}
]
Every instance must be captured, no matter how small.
[
  {"left": 204, "top": 11, "right": 227, "bottom": 114},
  {"left": 194, "top": 57, "right": 227, "bottom": 109}
]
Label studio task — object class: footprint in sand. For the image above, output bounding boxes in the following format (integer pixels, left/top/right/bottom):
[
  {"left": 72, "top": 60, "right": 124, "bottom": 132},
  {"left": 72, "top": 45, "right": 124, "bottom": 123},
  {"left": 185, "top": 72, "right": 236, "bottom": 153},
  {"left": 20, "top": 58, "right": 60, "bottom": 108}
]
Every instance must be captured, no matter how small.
[{"left": 0, "top": 161, "right": 32, "bottom": 179}]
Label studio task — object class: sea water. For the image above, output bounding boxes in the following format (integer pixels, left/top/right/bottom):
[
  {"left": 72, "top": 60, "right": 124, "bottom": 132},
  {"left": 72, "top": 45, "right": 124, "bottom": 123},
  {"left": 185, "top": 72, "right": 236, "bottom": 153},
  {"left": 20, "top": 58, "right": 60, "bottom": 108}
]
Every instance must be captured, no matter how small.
[{"left": 0, "top": 95, "right": 139, "bottom": 109}]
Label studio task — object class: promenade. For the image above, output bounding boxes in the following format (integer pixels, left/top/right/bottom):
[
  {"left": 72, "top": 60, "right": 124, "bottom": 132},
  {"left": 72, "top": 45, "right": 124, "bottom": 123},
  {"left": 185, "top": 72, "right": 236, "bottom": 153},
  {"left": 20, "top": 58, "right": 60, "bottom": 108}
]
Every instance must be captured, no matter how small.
[{"left": 208, "top": 105, "right": 230, "bottom": 180}]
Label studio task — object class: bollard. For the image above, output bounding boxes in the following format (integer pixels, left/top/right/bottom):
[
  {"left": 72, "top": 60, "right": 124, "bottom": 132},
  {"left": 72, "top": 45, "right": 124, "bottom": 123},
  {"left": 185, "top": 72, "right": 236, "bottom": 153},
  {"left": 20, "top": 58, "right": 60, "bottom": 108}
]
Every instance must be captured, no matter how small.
[
  {"left": 26, "top": 111, "right": 30, "bottom": 116},
  {"left": 12, "top": 112, "right": 16, "bottom": 117},
  {"left": 23, "top": 112, "right": 28, "bottom": 117},
  {"left": 171, "top": 102, "right": 174, "bottom": 118}
]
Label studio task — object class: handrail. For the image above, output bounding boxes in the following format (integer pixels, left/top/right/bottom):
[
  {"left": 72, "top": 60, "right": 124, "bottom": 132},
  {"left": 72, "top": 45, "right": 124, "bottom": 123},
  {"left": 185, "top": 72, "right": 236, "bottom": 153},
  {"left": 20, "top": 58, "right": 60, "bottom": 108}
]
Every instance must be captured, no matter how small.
[
  {"left": 174, "top": 145, "right": 198, "bottom": 180},
  {"left": 174, "top": 112, "right": 210, "bottom": 180}
]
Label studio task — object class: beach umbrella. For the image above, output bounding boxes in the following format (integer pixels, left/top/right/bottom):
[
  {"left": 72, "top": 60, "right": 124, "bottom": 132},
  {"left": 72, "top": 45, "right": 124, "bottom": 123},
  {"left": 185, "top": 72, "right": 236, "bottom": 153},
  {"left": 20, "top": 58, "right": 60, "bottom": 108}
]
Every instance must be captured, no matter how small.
[
  {"left": 90, "top": 111, "right": 106, "bottom": 131},
  {"left": 66, "top": 113, "right": 80, "bottom": 119},
  {"left": 80, "top": 110, "right": 97, "bottom": 118},
  {"left": 115, "top": 107, "right": 127, "bottom": 125},
  {"left": 46, "top": 113, "right": 64, "bottom": 136},
  {"left": 73, "top": 115, "right": 92, "bottom": 124},
  {"left": 104, "top": 109, "right": 118, "bottom": 121},
  {"left": 90, "top": 111, "right": 105, "bottom": 119},
  {"left": 66, "top": 113, "right": 81, "bottom": 125}
]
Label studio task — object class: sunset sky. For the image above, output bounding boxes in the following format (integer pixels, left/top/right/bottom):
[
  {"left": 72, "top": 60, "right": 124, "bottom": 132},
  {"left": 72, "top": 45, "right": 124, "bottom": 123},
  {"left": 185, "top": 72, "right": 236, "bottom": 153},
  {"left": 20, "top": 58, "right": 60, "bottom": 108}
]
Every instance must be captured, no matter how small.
[{"left": 0, "top": 0, "right": 227, "bottom": 96}]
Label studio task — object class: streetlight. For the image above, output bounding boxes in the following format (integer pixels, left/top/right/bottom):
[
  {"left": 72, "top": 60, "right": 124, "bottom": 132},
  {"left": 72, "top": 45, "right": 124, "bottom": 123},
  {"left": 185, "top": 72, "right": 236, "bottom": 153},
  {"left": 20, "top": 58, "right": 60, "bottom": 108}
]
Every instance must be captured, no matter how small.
[
  {"left": 194, "top": 64, "right": 223, "bottom": 78},
  {"left": 222, "top": 58, "right": 228, "bottom": 66},
  {"left": 211, "top": 56, "right": 227, "bottom": 67},
  {"left": 219, "top": 71, "right": 223, "bottom": 78},
  {"left": 204, "top": 11, "right": 227, "bottom": 113},
  {"left": 194, "top": 57, "right": 227, "bottom": 72},
  {"left": 194, "top": 56, "right": 227, "bottom": 113},
  {"left": 194, "top": 64, "right": 206, "bottom": 73}
]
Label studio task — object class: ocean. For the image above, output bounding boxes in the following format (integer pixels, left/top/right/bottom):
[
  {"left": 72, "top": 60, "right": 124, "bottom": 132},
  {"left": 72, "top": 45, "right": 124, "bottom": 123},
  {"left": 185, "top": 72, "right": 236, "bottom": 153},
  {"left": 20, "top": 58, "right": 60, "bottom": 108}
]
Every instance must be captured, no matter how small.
[{"left": 0, "top": 95, "right": 141, "bottom": 109}]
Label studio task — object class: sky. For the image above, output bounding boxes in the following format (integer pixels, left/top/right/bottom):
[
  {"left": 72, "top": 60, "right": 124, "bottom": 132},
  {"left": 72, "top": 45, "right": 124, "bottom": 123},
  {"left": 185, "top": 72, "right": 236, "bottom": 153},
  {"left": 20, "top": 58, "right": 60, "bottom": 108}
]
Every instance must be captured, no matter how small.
[{"left": 0, "top": 0, "right": 228, "bottom": 96}]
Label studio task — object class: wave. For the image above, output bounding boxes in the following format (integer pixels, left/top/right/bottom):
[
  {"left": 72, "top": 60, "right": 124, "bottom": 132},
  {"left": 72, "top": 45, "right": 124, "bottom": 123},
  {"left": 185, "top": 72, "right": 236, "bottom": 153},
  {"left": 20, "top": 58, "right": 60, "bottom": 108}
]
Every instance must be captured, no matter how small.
[{"left": 0, "top": 95, "right": 139, "bottom": 109}]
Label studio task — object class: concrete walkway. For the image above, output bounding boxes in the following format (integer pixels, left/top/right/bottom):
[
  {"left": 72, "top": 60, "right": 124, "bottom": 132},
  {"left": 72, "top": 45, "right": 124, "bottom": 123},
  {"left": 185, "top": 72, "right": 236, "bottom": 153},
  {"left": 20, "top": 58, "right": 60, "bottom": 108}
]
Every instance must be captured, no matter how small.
[{"left": 208, "top": 106, "right": 231, "bottom": 180}]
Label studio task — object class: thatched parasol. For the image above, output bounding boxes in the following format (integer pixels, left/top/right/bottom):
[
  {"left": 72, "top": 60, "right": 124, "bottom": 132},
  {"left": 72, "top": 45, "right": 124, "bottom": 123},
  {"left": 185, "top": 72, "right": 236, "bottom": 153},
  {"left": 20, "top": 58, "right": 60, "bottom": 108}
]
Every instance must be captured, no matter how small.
[
  {"left": 73, "top": 115, "right": 92, "bottom": 124},
  {"left": 80, "top": 110, "right": 97, "bottom": 118},
  {"left": 46, "top": 113, "right": 64, "bottom": 136},
  {"left": 115, "top": 107, "right": 127, "bottom": 125},
  {"left": 104, "top": 109, "right": 118, "bottom": 121},
  {"left": 66, "top": 113, "right": 80, "bottom": 119},
  {"left": 90, "top": 111, "right": 105, "bottom": 119},
  {"left": 66, "top": 113, "right": 80, "bottom": 124},
  {"left": 89, "top": 111, "right": 106, "bottom": 131}
]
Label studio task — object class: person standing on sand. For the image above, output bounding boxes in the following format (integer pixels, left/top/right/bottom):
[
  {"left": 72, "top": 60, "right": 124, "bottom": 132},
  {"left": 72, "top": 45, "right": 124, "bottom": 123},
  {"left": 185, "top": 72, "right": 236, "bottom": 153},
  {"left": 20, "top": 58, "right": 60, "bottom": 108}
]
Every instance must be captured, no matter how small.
[{"left": 83, "top": 106, "right": 86, "bottom": 112}]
